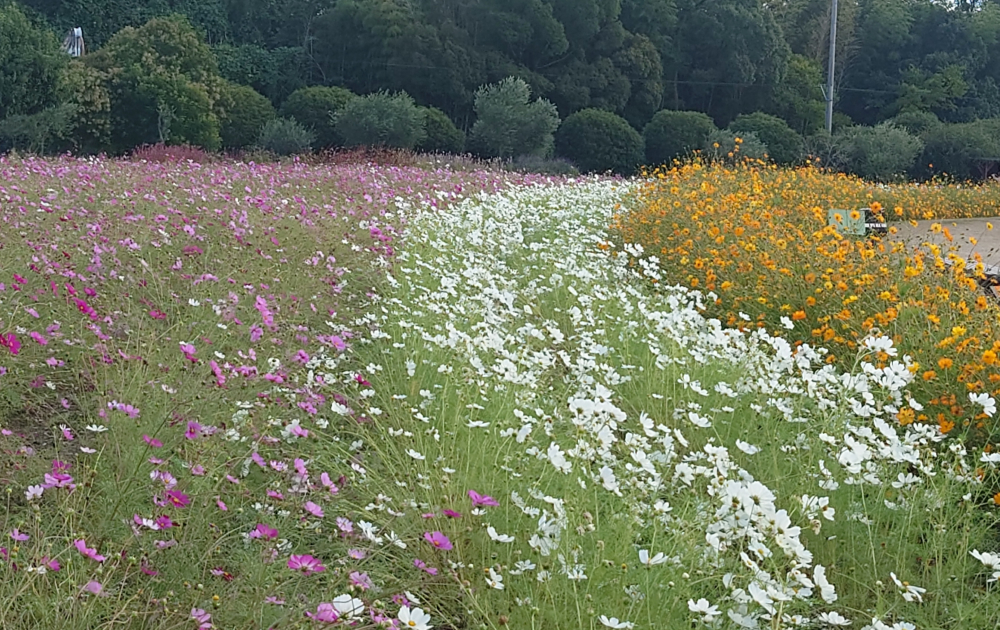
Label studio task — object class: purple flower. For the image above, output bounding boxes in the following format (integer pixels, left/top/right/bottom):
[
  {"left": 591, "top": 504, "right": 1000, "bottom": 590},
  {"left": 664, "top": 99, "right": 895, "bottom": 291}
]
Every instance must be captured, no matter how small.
[
  {"left": 10, "top": 529, "right": 29, "bottom": 542},
  {"left": 468, "top": 489, "right": 499, "bottom": 507},
  {"left": 74, "top": 539, "right": 106, "bottom": 563},
  {"left": 287, "top": 554, "right": 325, "bottom": 575},
  {"left": 423, "top": 531, "right": 453, "bottom": 551},
  {"left": 249, "top": 523, "right": 278, "bottom": 540},
  {"left": 304, "top": 501, "right": 324, "bottom": 518}
]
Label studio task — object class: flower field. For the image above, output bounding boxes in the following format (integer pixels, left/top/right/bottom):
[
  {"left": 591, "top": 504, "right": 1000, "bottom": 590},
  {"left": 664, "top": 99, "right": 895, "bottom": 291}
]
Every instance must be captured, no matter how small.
[{"left": 5, "top": 156, "right": 1000, "bottom": 630}]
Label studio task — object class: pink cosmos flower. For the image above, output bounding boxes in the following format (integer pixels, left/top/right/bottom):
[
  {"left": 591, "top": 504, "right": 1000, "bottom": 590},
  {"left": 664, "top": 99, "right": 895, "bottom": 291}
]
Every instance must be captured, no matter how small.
[
  {"left": 249, "top": 524, "right": 278, "bottom": 540},
  {"left": 442, "top": 509, "right": 462, "bottom": 519},
  {"left": 468, "top": 490, "right": 499, "bottom": 507},
  {"left": 164, "top": 490, "right": 190, "bottom": 508},
  {"left": 184, "top": 421, "right": 202, "bottom": 440},
  {"left": 10, "top": 529, "right": 29, "bottom": 542},
  {"left": 413, "top": 558, "right": 438, "bottom": 575},
  {"left": 29, "top": 331, "right": 48, "bottom": 345},
  {"left": 0, "top": 333, "right": 21, "bottom": 355},
  {"left": 74, "top": 539, "right": 106, "bottom": 563},
  {"left": 349, "top": 571, "right": 373, "bottom": 591},
  {"left": 143, "top": 435, "right": 163, "bottom": 448},
  {"left": 82, "top": 580, "right": 103, "bottom": 596},
  {"left": 287, "top": 554, "right": 325, "bottom": 575},
  {"left": 424, "top": 531, "right": 453, "bottom": 550},
  {"left": 39, "top": 556, "right": 59, "bottom": 571},
  {"left": 303, "top": 501, "right": 324, "bottom": 518},
  {"left": 305, "top": 603, "right": 338, "bottom": 623},
  {"left": 265, "top": 596, "right": 285, "bottom": 606},
  {"left": 191, "top": 607, "right": 212, "bottom": 630}
]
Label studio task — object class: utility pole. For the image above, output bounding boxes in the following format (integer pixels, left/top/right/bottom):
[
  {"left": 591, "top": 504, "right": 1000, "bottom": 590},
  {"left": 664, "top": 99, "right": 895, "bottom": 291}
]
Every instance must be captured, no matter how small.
[{"left": 825, "top": 0, "right": 839, "bottom": 134}]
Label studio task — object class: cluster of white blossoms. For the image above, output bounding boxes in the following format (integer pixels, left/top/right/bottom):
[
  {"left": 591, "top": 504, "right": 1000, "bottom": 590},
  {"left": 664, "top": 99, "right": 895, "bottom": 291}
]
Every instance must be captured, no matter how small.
[{"left": 338, "top": 179, "right": 1000, "bottom": 629}]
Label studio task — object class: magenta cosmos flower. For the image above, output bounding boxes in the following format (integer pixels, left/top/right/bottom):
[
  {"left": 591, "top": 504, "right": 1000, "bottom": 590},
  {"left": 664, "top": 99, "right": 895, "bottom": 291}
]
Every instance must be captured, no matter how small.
[
  {"left": 423, "top": 531, "right": 453, "bottom": 550},
  {"left": 288, "top": 554, "right": 326, "bottom": 575},
  {"left": 74, "top": 539, "right": 106, "bottom": 563},
  {"left": 468, "top": 490, "right": 499, "bottom": 507}
]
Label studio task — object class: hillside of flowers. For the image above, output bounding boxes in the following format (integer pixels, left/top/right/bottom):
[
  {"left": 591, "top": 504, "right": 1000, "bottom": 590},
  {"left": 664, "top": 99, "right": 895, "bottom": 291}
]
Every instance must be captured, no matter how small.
[
  {"left": 6, "top": 155, "right": 1000, "bottom": 630},
  {"left": 0, "top": 155, "right": 547, "bottom": 629}
]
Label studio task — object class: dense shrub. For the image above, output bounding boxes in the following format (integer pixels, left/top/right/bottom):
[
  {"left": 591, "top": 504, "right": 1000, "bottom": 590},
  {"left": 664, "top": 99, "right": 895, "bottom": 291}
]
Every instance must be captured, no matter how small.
[
  {"left": 918, "top": 119, "right": 1000, "bottom": 180},
  {"left": 256, "top": 117, "right": 314, "bottom": 156},
  {"left": 218, "top": 82, "right": 276, "bottom": 150},
  {"left": 834, "top": 122, "right": 923, "bottom": 182},
  {"left": 469, "top": 77, "right": 560, "bottom": 159},
  {"left": 704, "top": 129, "right": 769, "bottom": 162},
  {"left": 891, "top": 110, "right": 940, "bottom": 136},
  {"left": 555, "top": 108, "right": 644, "bottom": 175},
  {"left": 643, "top": 110, "right": 717, "bottom": 166},
  {"left": 0, "top": 104, "right": 77, "bottom": 154},
  {"left": 416, "top": 107, "right": 465, "bottom": 154},
  {"left": 729, "top": 112, "right": 803, "bottom": 164},
  {"left": 280, "top": 86, "right": 355, "bottom": 148},
  {"left": 334, "top": 91, "right": 425, "bottom": 150}
]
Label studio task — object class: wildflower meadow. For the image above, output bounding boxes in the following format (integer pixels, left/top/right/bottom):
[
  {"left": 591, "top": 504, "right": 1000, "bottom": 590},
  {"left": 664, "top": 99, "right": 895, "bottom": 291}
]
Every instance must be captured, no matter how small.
[{"left": 5, "top": 153, "right": 1000, "bottom": 630}]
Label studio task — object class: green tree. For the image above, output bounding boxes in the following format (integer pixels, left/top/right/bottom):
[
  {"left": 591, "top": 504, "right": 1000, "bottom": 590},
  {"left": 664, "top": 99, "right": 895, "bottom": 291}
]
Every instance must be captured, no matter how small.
[
  {"left": 57, "top": 59, "right": 112, "bottom": 153},
  {"left": 469, "top": 77, "right": 560, "bottom": 159},
  {"left": 0, "top": 4, "right": 66, "bottom": 120},
  {"left": 90, "top": 15, "right": 224, "bottom": 152},
  {"left": 416, "top": 107, "right": 465, "bottom": 154},
  {"left": 556, "top": 108, "right": 644, "bottom": 174},
  {"left": 280, "top": 86, "right": 356, "bottom": 149},
  {"left": 729, "top": 112, "right": 803, "bottom": 164},
  {"left": 643, "top": 109, "right": 716, "bottom": 166},
  {"left": 765, "top": 54, "right": 825, "bottom": 136},
  {"left": 217, "top": 81, "right": 276, "bottom": 150},
  {"left": 334, "top": 91, "right": 426, "bottom": 150}
]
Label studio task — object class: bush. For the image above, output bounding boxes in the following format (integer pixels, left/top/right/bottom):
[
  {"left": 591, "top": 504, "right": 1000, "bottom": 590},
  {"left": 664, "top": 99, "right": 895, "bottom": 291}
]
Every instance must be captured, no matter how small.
[
  {"left": 57, "top": 59, "right": 111, "bottom": 153},
  {"left": 218, "top": 82, "right": 276, "bottom": 150},
  {"left": 918, "top": 119, "right": 1000, "bottom": 180},
  {"left": 834, "top": 122, "right": 923, "bottom": 182},
  {"left": 555, "top": 108, "right": 644, "bottom": 175},
  {"left": 729, "top": 112, "right": 803, "bottom": 165},
  {"left": 0, "top": 104, "right": 77, "bottom": 154},
  {"left": 704, "top": 129, "right": 769, "bottom": 162},
  {"left": 643, "top": 110, "right": 717, "bottom": 166},
  {"left": 280, "top": 86, "right": 355, "bottom": 149},
  {"left": 469, "top": 77, "right": 560, "bottom": 160},
  {"left": 334, "top": 91, "right": 425, "bottom": 150},
  {"left": 416, "top": 107, "right": 465, "bottom": 154},
  {"left": 256, "top": 117, "right": 315, "bottom": 156},
  {"left": 891, "top": 110, "right": 940, "bottom": 136}
]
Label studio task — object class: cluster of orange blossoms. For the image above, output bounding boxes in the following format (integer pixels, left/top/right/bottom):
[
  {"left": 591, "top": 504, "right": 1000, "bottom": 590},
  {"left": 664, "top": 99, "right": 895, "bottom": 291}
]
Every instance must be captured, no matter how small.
[{"left": 612, "top": 160, "right": 1000, "bottom": 441}]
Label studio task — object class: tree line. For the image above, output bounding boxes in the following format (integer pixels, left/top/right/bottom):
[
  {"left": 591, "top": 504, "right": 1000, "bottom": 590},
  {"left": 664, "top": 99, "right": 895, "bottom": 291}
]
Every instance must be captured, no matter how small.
[{"left": 5, "top": 0, "right": 1000, "bottom": 179}]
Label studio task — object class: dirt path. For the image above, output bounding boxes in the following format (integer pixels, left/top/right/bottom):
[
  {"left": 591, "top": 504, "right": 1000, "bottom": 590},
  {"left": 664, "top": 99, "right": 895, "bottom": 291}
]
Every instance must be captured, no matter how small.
[{"left": 892, "top": 218, "right": 1000, "bottom": 270}]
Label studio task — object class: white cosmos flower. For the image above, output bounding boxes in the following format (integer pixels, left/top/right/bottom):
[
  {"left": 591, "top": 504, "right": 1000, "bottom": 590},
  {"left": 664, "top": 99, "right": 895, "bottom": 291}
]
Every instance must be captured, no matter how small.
[
  {"left": 406, "top": 449, "right": 425, "bottom": 461},
  {"left": 970, "top": 392, "right": 997, "bottom": 417},
  {"left": 687, "top": 598, "right": 721, "bottom": 623},
  {"left": 735, "top": 439, "right": 760, "bottom": 455},
  {"left": 398, "top": 606, "right": 432, "bottom": 630},
  {"left": 817, "top": 611, "right": 852, "bottom": 626},
  {"left": 331, "top": 594, "right": 364, "bottom": 618},
  {"left": 638, "top": 549, "right": 667, "bottom": 566},
  {"left": 780, "top": 316, "right": 795, "bottom": 329},
  {"left": 85, "top": 424, "right": 108, "bottom": 433},
  {"left": 487, "top": 526, "right": 514, "bottom": 543},
  {"left": 485, "top": 567, "right": 504, "bottom": 590},
  {"left": 889, "top": 572, "right": 926, "bottom": 603},
  {"left": 598, "top": 616, "right": 634, "bottom": 629}
]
